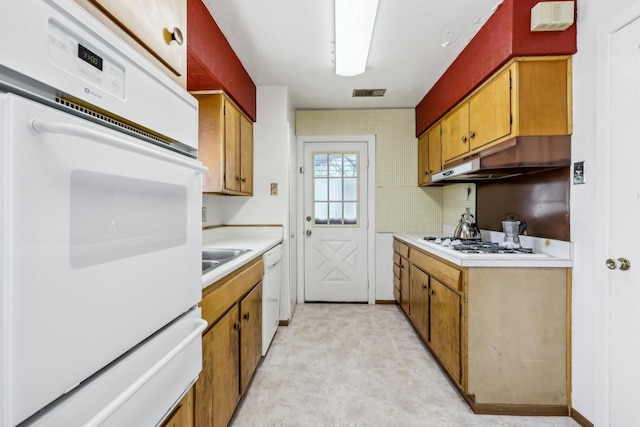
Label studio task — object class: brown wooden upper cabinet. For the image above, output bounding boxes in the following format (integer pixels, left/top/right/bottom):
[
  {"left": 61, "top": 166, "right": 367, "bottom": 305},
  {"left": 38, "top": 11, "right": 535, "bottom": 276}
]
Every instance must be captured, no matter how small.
[
  {"left": 417, "top": 123, "right": 442, "bottom": 186},
  {"left": 436, "top": 56, "right": 571, "bottom": 166},
  {"left": 77, "top": 0, "right": 186, "bottom": 82},
  {"left": 192, "top": 92, "right": 254, "bottom": 196}
]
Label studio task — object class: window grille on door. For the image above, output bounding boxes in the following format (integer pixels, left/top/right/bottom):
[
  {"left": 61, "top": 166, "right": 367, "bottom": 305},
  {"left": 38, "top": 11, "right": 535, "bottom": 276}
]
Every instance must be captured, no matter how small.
[{"left": 313, "top": 152, "right": 358, "bottom": 225}]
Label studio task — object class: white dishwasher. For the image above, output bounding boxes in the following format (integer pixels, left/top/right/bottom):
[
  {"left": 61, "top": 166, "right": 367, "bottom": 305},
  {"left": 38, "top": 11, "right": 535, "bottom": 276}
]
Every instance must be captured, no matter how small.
[{"left": 262, "top": 244, "right": 283, "bottom": 355}]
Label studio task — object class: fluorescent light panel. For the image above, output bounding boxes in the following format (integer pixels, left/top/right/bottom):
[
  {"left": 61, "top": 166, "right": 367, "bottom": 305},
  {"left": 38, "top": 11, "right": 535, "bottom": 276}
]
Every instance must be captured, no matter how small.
[{"left": 334, "top": 0, "right": 379, "bottom": 76}]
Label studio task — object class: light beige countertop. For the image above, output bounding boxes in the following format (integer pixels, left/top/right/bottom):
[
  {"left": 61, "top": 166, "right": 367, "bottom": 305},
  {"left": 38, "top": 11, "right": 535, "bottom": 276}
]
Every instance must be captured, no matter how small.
[
  {"left": 201, "top": 226, "right": 283, "bottom": 288},
  {"left": 394, "top": 232, "right": 573, "bottom": 268}
]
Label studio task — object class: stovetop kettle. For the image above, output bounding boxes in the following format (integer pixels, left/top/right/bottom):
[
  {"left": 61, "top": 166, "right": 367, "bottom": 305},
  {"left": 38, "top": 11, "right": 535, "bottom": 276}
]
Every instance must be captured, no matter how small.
[{"left": 453, "top": 208, "right": 481, "bottom": 240}]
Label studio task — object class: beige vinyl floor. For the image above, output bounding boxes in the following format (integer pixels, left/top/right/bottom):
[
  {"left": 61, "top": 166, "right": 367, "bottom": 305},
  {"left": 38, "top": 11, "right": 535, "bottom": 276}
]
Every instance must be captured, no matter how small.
[{"left": 230, "top": 303, "right": 580, "bottom": 427}]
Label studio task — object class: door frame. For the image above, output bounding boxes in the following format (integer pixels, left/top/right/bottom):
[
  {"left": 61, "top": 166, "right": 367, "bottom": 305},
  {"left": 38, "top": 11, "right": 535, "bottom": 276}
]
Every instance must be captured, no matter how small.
[
  {"left": 295, "top": 135, "right": 377, "bottom": 305},
  {"left": 594, "top": 5, "right": 640, "bottom": 425}
]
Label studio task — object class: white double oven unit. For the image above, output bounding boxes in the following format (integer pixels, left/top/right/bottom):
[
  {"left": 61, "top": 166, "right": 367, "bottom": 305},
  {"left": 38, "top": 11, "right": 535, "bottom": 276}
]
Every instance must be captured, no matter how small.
[{"left": 0, "top": 1, "right": 207, "bottom": 426}]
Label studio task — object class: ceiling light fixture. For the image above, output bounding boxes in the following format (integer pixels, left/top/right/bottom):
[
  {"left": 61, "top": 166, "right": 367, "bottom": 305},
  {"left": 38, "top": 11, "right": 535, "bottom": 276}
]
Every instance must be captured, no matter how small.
[{"left": 334, "top": 0, "right": 379, "bottom": 76}]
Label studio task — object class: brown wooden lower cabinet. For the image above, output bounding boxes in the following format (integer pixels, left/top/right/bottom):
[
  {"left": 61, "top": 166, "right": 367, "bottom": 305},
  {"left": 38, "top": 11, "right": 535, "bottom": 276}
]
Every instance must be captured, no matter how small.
[
  {"left": 393, "top": 237, "right": 570, "bottom": 416},
  {"left": 161, "top": 387, "right": 195, "bottom": 427},
  {"left": 428, "top": 278, "right": 461, "bottom": 385},
  {"left": 196, "top": 258, "right": 264, "bottom": 427},
  {"left": 408, "top": 265, "right": 429, "bottom": 342}
]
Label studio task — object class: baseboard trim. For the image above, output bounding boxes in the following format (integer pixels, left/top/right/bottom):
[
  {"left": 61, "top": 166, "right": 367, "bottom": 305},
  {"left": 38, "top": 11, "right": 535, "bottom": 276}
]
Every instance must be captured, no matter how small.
[
  {"left": 570, "top": 408, "right": 594, "bottom": 427},
  {"left": 471, "top": 403, "right": 569, "bottom": 416},
  {"left": 278, "top": 320, "right": 289, "bottom": 326},
  {"left": 375, "top": 299, "right": 397, "bottom": 305}
]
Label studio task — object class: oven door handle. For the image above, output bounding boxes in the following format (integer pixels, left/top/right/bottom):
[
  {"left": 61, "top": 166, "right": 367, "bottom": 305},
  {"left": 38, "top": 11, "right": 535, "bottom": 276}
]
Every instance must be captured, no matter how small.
[
  {"left": 30, "top": 119, "right": 208, "bottom": 174},
  {"left": 84, "top": 318, "right": 208, "bottom": 427}
]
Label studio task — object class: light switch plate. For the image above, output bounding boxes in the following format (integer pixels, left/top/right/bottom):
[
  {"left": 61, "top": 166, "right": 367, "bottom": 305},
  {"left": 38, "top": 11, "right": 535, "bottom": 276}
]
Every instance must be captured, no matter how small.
[
  {"left": 270, "top": 183, "right": 278, "bottom": 195},
  {"left": 573, "top": 161, "right": 585, "bottom": 184}
]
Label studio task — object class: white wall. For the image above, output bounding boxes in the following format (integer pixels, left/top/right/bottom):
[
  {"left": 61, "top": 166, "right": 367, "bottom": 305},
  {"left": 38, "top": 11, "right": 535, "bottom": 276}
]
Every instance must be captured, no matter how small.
[{"left": 571, "top": 0, "right": 634, "bottom": 422}]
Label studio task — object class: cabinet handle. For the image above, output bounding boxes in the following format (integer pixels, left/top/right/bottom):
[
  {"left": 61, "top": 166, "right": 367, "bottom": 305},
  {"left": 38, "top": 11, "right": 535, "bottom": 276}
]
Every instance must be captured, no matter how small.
[
  {"left": 243, "top": 312, "right": 250, "bottom": 321},
  {"left": 469, "top": 130, "right": 475, "bottom": 138},
  {"left": 461, "top": 136, "right": 467, "bottom": 143},
  {"left": 429, "top": 289, "right": 434, "bottom": 295},
  {"left": 171, "top": 27, "right": 184, "bottom": 46},
  {"left": 422, "top": 283, "right": 427, "bottom": 289},
  {"left": 241, "top": 177, "right": 247, "bottom": 182},
  {"left": 233, "top": 322, "right": 240, "bottom": 330},
  {"left": 236, "top": 176, "right": 241, "bottom": 182}
]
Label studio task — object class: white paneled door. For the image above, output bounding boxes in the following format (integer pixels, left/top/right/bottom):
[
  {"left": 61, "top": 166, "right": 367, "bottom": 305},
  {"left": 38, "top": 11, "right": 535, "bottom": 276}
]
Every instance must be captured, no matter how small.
[
  {"left": 303, "top": 142, "right": 368, "bottom": 302},
  {"left": 598, "top": 10, "right": 640, "bottom": 427}
]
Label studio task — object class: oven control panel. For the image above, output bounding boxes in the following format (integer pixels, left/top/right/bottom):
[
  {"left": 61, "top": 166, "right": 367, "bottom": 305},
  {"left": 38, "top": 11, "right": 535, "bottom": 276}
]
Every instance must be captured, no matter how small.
[{"left": 47, "top": 20, "right": 125, "bottom": 100}]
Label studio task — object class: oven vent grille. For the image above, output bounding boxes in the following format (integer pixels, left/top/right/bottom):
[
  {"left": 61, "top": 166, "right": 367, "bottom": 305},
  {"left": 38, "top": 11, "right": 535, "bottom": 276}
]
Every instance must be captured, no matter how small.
[
  {"left": 352, "top": 89, "right": 386, "bottom": 97},
  {"left": 55, "top": 97, "right": 171, "bottom": 146}
]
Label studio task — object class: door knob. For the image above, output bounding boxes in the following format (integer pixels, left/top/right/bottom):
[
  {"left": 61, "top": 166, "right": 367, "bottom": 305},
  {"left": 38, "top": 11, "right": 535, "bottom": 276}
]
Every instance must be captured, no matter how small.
[
  {"left": 306, "top": 230, "right": 312, "bottom": 236},
  {"left": 306, "top": 216, "right": 312, "bottom": 222},
  {"left": 619, "top": 258, "right": 631, "bottom": 270},
  {"left": 606, "top": 258, "right": 632, "bottom": 270}
]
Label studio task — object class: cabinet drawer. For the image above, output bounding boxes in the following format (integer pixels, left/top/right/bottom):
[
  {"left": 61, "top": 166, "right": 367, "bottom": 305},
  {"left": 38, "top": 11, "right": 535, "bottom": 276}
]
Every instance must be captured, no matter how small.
[
  {"left": 393, "top": 252, "right": 401, "bottom": 266},
  {"left": 410, "top": 249, "right": 462, "bottom": 291},
  {"left": 393, "top": 263, "right": 401, "bottom": 279},
  {"left": 201, "top": 258, "right": 264, "bottom": 329},
  {"left": 393, "top": 239, "right": 409, "bottom": 258}
]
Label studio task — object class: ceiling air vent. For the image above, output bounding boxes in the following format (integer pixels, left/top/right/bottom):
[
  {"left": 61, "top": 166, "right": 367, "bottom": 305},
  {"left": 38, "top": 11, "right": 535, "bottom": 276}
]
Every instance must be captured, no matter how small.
[{"left": 352, "top": 89, "right": 386, "bottom": 97}]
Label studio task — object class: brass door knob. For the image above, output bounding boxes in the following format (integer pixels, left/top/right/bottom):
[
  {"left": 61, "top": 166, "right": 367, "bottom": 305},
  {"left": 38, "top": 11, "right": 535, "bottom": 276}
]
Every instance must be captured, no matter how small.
[
  {"left": 171, "top": 27, "right": 184, "bottom": 45},
  {"left": 606, "top": 259, "right": 617, "bottom": 270},
  {"left": 619, "top": 258, "right": 631, "bottom": 270}
]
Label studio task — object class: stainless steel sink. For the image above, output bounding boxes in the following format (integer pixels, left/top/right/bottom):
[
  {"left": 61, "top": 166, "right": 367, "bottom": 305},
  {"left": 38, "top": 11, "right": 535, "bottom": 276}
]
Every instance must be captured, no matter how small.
[
  {"left": 202, "top": 260, "right": 221, "bottom": 275},
  {"left": 201, "top": 248, "right": 250, "bottom": 274}
]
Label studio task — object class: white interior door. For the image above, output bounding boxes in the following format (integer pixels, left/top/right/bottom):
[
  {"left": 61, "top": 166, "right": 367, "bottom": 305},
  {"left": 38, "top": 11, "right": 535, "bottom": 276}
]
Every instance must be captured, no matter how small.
[
  {"left": 303, "top": 142, "right": 368, "bottom": 302},
  {"left": 599, "top": 13, "right": 640, "bottom": 427}
]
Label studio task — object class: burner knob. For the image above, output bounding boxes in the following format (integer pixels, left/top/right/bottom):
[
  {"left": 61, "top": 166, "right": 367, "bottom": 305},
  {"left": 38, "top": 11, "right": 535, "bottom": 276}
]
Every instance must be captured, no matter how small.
[
  {"left": 435, "top": 237, "right": 442, "bottom": 244},
  {"left": 442, "top": 238, "right": 452, "bottom": 246}
]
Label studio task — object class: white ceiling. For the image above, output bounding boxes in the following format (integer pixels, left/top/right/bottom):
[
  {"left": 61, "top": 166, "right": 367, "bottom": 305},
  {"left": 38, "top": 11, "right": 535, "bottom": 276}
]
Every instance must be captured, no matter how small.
[{"left": 201, "top": 0, "right": 504, "bottom": 110}]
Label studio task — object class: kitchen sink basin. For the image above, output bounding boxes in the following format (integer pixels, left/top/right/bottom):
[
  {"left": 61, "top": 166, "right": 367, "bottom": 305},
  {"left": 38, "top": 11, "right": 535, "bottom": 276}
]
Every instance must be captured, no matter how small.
[
  {"left": 202, "top": 260, "right": 221, "bottom": 275},
  {"left": 201, "top": 248, "right": 251, "bottom": 275}
]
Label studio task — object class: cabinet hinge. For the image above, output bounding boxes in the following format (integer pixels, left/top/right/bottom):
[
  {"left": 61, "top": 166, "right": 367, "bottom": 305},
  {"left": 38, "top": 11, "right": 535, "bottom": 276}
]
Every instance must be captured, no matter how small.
[
  {"left": 459, "top": 304, "right": 462, "bottom": 316},
  {"left": 509, "top": 77, "right": 512, "bottom": 89},
  {"left": 299, "top": 166, "right": 304, "bottom": 174},
  {"left": 509, "top": 113, "right": 513, "bottom": 125}
]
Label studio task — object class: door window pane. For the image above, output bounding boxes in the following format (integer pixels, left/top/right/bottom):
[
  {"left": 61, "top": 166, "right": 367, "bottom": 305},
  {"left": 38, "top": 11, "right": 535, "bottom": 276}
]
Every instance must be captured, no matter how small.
[
  {"left": 311, "top": 152, "right": 359, "bottom": 226},
  {"left": 344, "top": 203, "right": 357, "bottom": 224},
  {"left": 344, "top": 178, "right": 357, "bottom": 201},
  {"left": 314, "top": 202, "right": 328, "bottom": 224},
  {"left": 314, "top": 178, "right": 328, "bottom": 201},
  {"left": 314, "top": 154, "right": 328, "bottom": 177},
  {"left": 329, "top": 178, "right": 342, "bottom": 201}
]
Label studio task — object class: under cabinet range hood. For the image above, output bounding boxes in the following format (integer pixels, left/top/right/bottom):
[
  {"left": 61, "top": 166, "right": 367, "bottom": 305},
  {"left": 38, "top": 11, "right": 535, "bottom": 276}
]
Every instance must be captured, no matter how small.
[{"left": 431, "top": 135, "right": 572, "bottom": 183}]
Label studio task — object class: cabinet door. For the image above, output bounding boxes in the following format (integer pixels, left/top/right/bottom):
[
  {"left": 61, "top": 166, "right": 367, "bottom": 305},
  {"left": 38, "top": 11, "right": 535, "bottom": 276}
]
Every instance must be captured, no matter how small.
[
  {"left": 88, "top": 0, "right": 186, "bottom": 76},
  {"left": 240, "top": 283, "right": 262, "bottom": 394},
  {"left": 409, "top": 266, "right": 430, "bottom": 342},
  {"left": 224, "top": 101, "right": 242, "bottom": 193},
  {"left": 469, "top": 69, "right": 511, "bottom": 150},
  {"left": 196, "top": 305, "right": 240, "bottom": 427},
  {"left": 441, "top": 103, "right": 469, "bottom": 162},
  {"left": 399, "top": 256, "right": 410, "bottom": 314},
  {"left": 161, "top": 387, "right": 194, "bottom": 427},
  {"left": 429, "top": 279, "right": 461, "bottom": 384},
  {"left": 240, "top": 114, "right": 254, "bottom": 195},
  {"left": 417, "top": 132, "right": 429, "bottom": 186},
  {"left": 427, "top": 124, "right": 442, "bottom": 177}
]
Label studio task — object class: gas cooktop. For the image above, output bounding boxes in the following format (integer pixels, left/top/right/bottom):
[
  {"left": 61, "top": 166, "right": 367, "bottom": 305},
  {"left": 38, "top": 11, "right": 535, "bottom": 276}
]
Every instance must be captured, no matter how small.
[{"left": 423, "top": 236, "right": 536, "bottom": 254}]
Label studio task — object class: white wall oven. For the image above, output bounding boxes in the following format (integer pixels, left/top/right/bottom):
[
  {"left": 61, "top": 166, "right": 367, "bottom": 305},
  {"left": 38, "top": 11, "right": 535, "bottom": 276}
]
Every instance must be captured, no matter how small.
[{"left": 0, "top": 1, "right": 207, "bottom": 425}]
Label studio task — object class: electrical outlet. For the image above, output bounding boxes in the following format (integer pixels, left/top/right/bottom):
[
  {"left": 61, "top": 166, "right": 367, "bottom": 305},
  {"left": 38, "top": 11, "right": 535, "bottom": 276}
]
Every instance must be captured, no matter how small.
[
  {"left": 573, "top": 161, "right": 585, "bottom": 184},
  {"left": 202, "top": 207, "right": 207, "bottom": 222}
]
